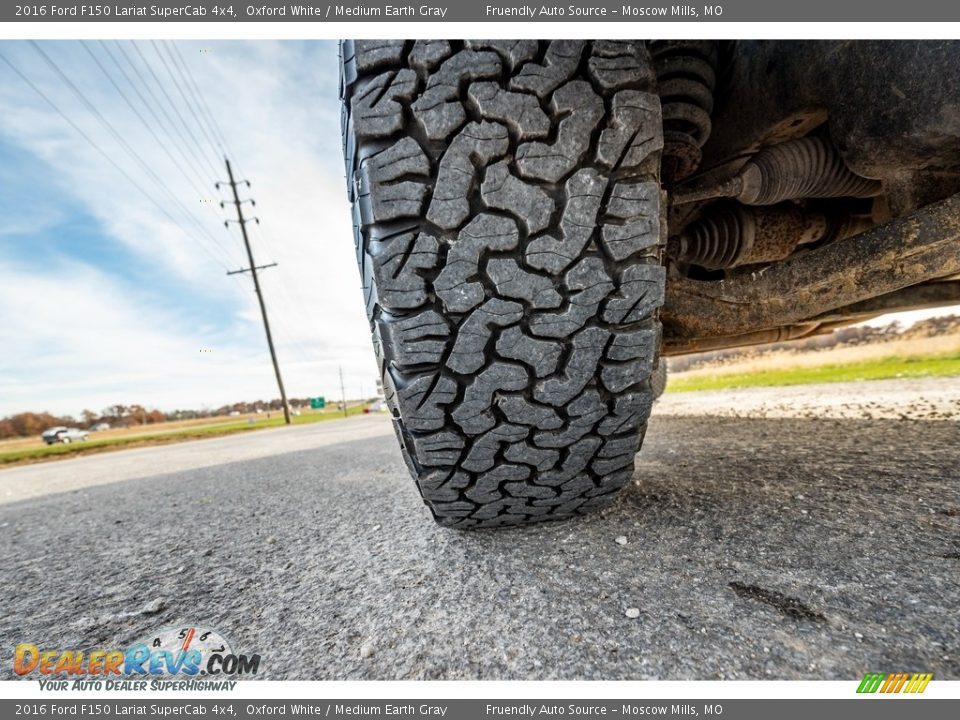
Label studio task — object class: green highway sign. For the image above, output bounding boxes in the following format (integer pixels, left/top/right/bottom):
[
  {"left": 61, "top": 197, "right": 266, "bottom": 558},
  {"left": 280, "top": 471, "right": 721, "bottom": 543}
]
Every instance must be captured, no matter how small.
[{"left": 310, "top": 397, "right": 326, "bottom": 409}]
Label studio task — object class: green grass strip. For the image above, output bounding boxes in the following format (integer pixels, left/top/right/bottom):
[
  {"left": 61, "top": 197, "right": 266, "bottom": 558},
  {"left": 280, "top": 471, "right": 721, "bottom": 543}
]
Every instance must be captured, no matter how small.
[
  {"left": 666, "top": 354, "right": 960, "bottom": 394},
  {"left": 0, "top": 405, "right": 369, "bottom": 467}
]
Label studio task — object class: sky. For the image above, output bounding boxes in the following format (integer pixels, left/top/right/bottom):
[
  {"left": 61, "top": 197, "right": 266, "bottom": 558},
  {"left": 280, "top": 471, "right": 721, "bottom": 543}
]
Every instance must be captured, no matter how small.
[{"left": 0, "top": 40, "right": 376, "bottom": 418}]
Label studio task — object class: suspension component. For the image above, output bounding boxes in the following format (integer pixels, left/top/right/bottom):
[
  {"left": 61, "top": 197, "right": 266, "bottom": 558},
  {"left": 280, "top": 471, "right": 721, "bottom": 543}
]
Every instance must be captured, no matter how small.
[
  {"left": 737, "top": 136, "right": 883, "bottom": 204},
  {"left": 663, "top": 191, "right": 960, "bottom": 340},
  {"left": 650, "top": 41, "right": 718, "bottom": 184},
  {"left": 668, "top": 202, "right": 871, "bottom": 270},
  {"left": 672, "top": 136, "right": 883, "bottom": 206}
]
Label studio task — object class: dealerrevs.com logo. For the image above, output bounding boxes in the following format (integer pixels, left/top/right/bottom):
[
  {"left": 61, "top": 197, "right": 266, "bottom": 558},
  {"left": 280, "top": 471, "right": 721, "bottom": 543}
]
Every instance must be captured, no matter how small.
[{"left": 14, "top": 626, "right": 261, "bottom": 691}]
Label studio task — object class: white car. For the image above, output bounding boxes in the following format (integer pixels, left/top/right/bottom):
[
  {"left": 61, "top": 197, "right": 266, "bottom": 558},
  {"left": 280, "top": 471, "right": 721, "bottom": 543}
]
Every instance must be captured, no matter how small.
[{"left": 41, "top": 427, "right": 90, "bottom": 445}]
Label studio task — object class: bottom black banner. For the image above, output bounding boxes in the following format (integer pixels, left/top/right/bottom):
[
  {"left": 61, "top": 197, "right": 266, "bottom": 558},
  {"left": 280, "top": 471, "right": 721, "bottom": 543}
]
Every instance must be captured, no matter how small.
[{"left": 2, "top": 699, "right": 957, "bottom": 720}]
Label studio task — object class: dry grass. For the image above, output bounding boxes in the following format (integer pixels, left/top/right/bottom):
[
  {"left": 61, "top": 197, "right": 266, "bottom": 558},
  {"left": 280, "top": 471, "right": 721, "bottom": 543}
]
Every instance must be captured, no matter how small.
[
  {"left": 0, "top": 405, "right": 369, "bottom": 467},
  {"left": 0, "top": 408, "right": 344, "bottom": 453},
  {"left": 674, "top": 333, "right": 960, "bottom": 379}
]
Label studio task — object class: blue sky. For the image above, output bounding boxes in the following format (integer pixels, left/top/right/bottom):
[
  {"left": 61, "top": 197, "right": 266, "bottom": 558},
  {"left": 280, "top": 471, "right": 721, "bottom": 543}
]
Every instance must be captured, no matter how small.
[{"left": 0, "top": 40, "right": 376, "bottom": 417}]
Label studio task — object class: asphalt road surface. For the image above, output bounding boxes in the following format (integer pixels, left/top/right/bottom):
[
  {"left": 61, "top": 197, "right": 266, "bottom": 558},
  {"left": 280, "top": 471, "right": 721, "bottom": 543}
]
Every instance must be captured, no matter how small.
[{"left": 2, "top": 401, "right": 958, "bottom": 680}]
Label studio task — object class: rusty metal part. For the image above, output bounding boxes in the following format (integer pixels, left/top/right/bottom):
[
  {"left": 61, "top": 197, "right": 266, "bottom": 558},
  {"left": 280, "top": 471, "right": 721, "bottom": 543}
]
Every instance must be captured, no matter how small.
[
  {"left": 672, "top": 137, "right": 882, "bottom": 206},
  {"left": 663, "top": 281, "right": 960, "bottom": 355},
  {"left": 811, "top": 281, "right": 960, "bottom": 322},
  {"left": 738, "top": 137, "right": 882, "bottom": 204},
  {"left": 668, "top": 203, "right": 829, "bottom": 270},
  {"left": 822, "top": 212, "right": 874, "bottom": 244},
  {"left": 663, "top": 322, "right": 822, "bottom": 356},
  {"left": 651, "top": 41, "right": 718, "bottom": 184},
  {"left": 661, "top": 192, "right": 960, "bottom": 340}
]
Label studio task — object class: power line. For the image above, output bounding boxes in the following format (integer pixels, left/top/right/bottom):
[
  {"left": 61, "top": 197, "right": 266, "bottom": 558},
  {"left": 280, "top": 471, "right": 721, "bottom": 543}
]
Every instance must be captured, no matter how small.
[
  {"left": 28, "top": 41, "right": 238, "bottom": 269},
  {"left": 131, "top": 41, "right": 221, "bottom": 180},
  {"left": 110, "top": 40, "right": 217, "bottom": 189},
  {"left": 167, "top": 42, "right": 242, "bottom": 168},
  {"left": 151, "top": 40, "right": 223, "bottom": 167},
  {"left": 98, "top": 40, "right": 218, "bottom": 200},
  {"left": 0, "top": 47, "right": 232, "bottom": 274},
  {"left": 162, "top": 41, "right": 227, "bottom": 158},
  {"left": 163, "top": 41, "right": 262, "bottom": 196},
  {"left": 80, "top": 41, "right": 240, "bottom": 266}
]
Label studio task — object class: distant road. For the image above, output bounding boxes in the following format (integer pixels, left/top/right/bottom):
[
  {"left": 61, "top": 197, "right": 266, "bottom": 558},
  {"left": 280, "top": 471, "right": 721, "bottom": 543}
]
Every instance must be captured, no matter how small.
[
  {"left": 0, "top": 415, "right": 393, "bottom": 505},
  {"left": 1, "top": 384, "right": 957, "bottom": 680}
]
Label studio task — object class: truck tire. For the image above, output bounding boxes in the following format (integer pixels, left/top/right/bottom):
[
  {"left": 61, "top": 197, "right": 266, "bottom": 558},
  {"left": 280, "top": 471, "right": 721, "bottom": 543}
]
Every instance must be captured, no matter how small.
[{"left": 341, "top": 40, "right": 666, "bottom": 528}]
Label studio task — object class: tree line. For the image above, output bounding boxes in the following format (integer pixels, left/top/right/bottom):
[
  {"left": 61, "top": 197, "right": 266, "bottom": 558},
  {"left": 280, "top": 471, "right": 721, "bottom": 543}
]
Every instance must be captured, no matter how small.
[{"left": 0, "top": 396, "right": 356, "bottom": 440}]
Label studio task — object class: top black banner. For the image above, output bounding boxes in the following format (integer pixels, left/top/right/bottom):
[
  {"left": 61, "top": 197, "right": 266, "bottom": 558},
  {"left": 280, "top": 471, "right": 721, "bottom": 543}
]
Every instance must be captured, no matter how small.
[{"left": 5, "top": 0, "right": 960, "bottom": 22}]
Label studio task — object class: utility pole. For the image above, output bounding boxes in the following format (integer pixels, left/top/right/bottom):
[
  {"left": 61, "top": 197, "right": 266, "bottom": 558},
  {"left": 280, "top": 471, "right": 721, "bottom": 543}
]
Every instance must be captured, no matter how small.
[
  {"left": 219, "top": 158, "right": 291, "bottom": 425},
  {"left": 339, "top": 365, "right": 347, "bottom": 417}
]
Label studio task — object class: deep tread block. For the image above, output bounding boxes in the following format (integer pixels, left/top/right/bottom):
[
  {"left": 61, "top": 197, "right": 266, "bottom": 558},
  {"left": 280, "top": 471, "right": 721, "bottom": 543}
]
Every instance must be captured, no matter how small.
[
  {"left": 603, "top": 264, "right": 667, "bottom": 324},
  {"left": 486, "top": 257, "right": 561, "bottom": 309},
  {"left": 528, "top": 257, "right": 614, "bottom": 338},
  {"left": 465, "top": 40, "right": 539, "bottom": 71},
  {"left": 411, "top": 50, "right": 502, "bottom": 141},
  {"left": 395, "top": 373, "right": 458, "bottom": 432},
  {"left": 516, "top": 81, "right": 604, "bottom": 183},
  {"left": 380, "top": 309, "right": 449, "bottom": 368},
  {"left": 461, "top": 424, "right": 527, "bottom": 472},
  {"left": 451, "top": 363, "right": 529, "bottom": 435},
  {"left": 598, "top": 393, "right": 653, "bottom": 436},
  {"left": 468, "top": 82, "right": 551, "bottom": 140},
  {"left": 525, "top": 169, "right": 607, "bottom": 273},
  {"left": 533, "top": 388, "right": 607, "bottom": 448},
  {"left": 534, "top": 327, "right": 610, "bottom": 406},
  {"left": 369, "top": 232, "right": 439, "bottom": 310},
  {"left": 495, "top": 326, "right": 564, "bottom": 377},
  {"left": 409, "top": 40, "right": 452, "bottom": 73},
  {"left": 600, "top": 180, "right": 661, "bottom": 261},
  {"left": 596, "top": 91, "right": 663, "bottom": 170},
  {"left": 588, "top": 41, "right": 656, "bottom": 91},
  {"left": 411, "top": 430, "right": 464, "bottom": 467},
  {"left": 434, "top": 214, "right": 519, "bottom": 313},
  {"left": 510, "top": 40, "right": 586, "bottom": 98},
  {"left": 480, "top": 161, "right": 554, "bottom": 234},
  {"left": 419, "top": 469, "right": 470, "bottom": 503},
  {"left": 426, "top": 121, "right": 510, "bottom": 230},
  {"left": 538, "top": 437, "right": 602, "bottom": 486},
  {"left": 504, "top": 441, "right": 561, "bottom": 472},
  {"left": 496, "top": 395, "right": 563, "bottom": 429},
  {"left": 466, "top": 464, "right": 530, "bottom": 504},
  {"left": 351, "top": 69, "right": 417, "bottom": 139},
  {"left": 446, "top": 299, "right": 523, "bottom": 374},
  {"left": 358, "top": 138, "right": 430, "bottom": 223}
]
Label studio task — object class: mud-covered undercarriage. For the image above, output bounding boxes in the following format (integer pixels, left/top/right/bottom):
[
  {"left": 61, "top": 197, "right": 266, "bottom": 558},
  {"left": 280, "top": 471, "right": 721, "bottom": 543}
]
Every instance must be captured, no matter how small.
[{"left": 657, "top": 40, "right": 960, "bottom": 356}]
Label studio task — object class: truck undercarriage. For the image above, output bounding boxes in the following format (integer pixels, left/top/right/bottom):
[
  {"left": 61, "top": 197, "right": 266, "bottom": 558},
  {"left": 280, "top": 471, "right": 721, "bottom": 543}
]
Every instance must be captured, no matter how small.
[{"left": 657, "top": 40, "right": 960, "bottom": 356}]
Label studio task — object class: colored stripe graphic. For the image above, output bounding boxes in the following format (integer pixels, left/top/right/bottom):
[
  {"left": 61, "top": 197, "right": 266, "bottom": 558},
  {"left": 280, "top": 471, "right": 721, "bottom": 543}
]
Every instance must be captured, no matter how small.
[
  {"left": 857, "top": 673, "right": 885, "bottom": 693},
  {"left": 857, "top": 672, "right": 932, "bottom": 693},
  {"left": 905, "top": 673, "right": 933, "bottom": 693}
]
